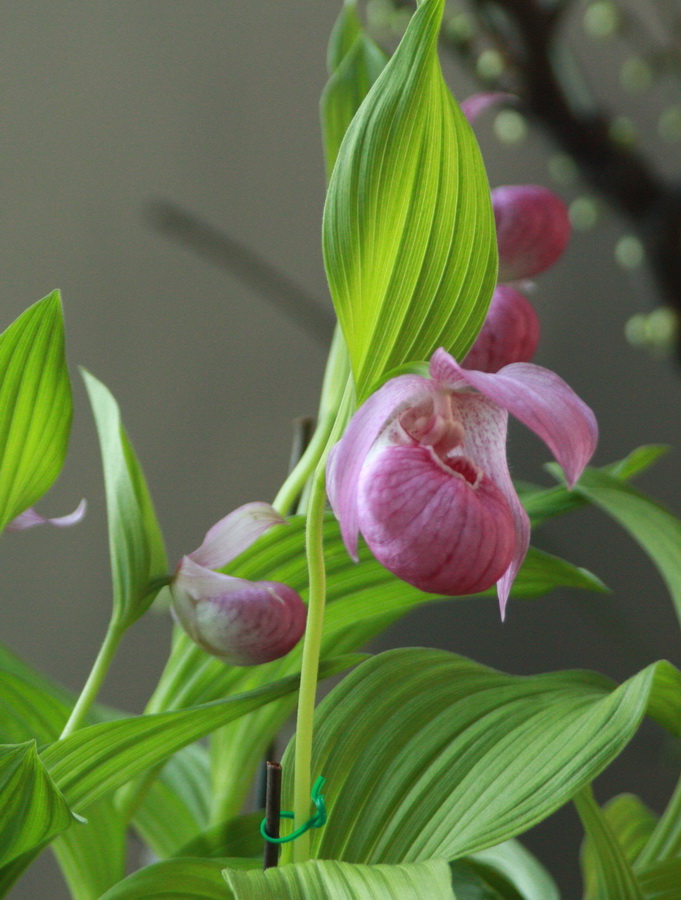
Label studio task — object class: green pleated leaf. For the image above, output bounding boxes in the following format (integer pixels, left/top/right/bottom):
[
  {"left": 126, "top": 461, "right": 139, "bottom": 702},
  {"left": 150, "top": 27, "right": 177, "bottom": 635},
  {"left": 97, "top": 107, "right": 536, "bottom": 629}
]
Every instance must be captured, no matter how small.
[
  {"left": 0, "top": 666, "right": 71, "bottom": 744},
  {"left": 469, "top": 840, "right": 560, "bottom": 900},
  {"left": 52, "top": 797, "right": 126, "bottom": 900},
  {"left": 548, "top": 464, "right": 681, "bottom": 628},
  {"left": 638, "top": 859, "right": 681, "bottom": 900},
  {"left": 584, "top": 794, "right": 658, "bottom": 869},
  {"left": 41, "top": 657, "right": 353, "bottom": 813},
  {"left": 323, "top": 0, "right": 497, "bottom": 396},
  {"left": 521, "top": 445, "right": 669, "bottom": 526},
  {"left": 0, "top": 741, "right": 77, "bottom": 866},
  {"left": 81, "top": 369, "right": 167, "bottom": 629},
  {"left": 173, "top": 811, "right": 262, "bottom": 860},
  {"left": 0, "top": 291, "right": 72, "bottom": 532},
  {"left": 575, "top": 785, "right": 644, "bottom": 900},
  {"left": 142, "top": 510, "right": 603, "bottom": 823},
  {"left": 132, "top": 744, "right": 212, "bottom": 857},
  {"left": 98, "top": 856, "right": 253, "bottom": 900},
  {"left": 279, "top": 649, "right": 681, "bottom": 865},
  {"left": 321, "top": 1, "right": 388, "bottom": 178},
  {"left": 449, "top": 861, "right": 509, "bottom": 900},
  {"left": 224, "top": 858, "right": 455, "bottom": 900}
]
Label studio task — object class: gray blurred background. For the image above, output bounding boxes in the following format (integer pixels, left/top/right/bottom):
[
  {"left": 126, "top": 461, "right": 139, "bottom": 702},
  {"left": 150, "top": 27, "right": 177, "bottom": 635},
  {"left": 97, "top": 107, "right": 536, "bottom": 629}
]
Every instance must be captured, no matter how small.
[{"left": 2, "top": 2, "right": 680, "bottom": 896}]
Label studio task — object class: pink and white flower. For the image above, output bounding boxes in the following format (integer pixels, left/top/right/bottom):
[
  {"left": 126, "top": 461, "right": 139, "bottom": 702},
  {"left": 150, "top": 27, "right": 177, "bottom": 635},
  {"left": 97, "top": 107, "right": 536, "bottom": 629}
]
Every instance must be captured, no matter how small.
[
  {"left": 6, "top": 499, "right": 87, "bottom": 532},
  {"left": 171, "top": 502, "right": 306, "bottom": 665},
  {"left": 327, "top": 349, "right": 597, "bottom": 618}
]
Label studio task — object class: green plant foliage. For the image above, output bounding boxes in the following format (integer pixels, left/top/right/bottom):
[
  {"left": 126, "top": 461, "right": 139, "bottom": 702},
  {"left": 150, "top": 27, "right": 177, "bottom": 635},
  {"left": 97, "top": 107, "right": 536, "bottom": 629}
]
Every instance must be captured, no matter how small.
[
  {"left": 0, "top": 741, "right": 77, "bottom": 867},
  {"left": 41, "top": 658, "right": 353, "bottom": 813},
  {"left": 548, "top": 464, "right": 681, "bottom": 628},
  {"left": 52, "top": 797, "right": 126, "bottom": 900},
  {"left": 279, "top": 649, "right": 681, "bottom": 864},
  {"left": 224, "top": 858, "right": 456, "bottom": 900},
  {"left": 0, "top": 291, "right": 72, "bottom": 533},
  {"left": 323, "top": 0, "right": 497, "bottom": 396},
  {"left": 521, "top": 444, "right": 669, "bottom": 525},
  {"left": 321, "top": 0, "right": 388, "bottom": 177},
  {"left": 98, "top": 856, "right": 254, "bottom": 900},
  {"left": 574, "top": 785, "right": 644, "bottom": 900},
  {"left": 132, "top": 744, "right": 212, "bottom": 857},
  {"left": 173, "top": 811, "right": 262, "bottom": 860},
  {"left": 583, "top": 794, "right": 657, "bottom": 869},
  {"left": 81, "top": 369, "right": 168, "bottom": 629},
  {"left": 638, "top": 859, "right": 681, "bottom": 900},
  {"left": 142, "top": 512, "right": 602, "bottom": 822},
  {"left": 469, "top": 840, "right": 560, "bottom": 900}
]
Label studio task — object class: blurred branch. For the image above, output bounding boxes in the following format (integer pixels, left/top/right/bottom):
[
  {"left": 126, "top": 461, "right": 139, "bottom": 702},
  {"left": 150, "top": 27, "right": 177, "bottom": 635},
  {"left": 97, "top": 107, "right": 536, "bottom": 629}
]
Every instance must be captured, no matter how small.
[{"left": 146, "top": 200, "right": 335, "bottom": 346}]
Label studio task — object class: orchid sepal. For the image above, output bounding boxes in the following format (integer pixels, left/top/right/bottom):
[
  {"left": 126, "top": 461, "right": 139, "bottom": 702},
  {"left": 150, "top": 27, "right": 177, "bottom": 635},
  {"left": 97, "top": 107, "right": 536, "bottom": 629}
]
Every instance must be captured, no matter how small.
[{"left": 6, "top": 499, "right": 87, "bottom": 532}]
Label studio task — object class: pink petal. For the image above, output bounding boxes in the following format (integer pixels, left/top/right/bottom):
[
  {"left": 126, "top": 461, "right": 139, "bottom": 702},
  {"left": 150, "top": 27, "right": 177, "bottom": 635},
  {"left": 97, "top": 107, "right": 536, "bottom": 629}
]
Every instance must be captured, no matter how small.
[
  {"left": 431, "top": 350, "right": 598, "bottom": 489},
  {"left": 461, "top": 92, "right": 516, "bottom": 123},
  {"left": 326, "top": 375, "right": 435, "bottom": 560},
  {"left": 454, "top": 392, "right": 529, "bottom": 617},
  {"left": 463, "top": 285, "right": 540, "bottom": 373},
  {"left": 356, "top": 440, "right": 516, "bottom": 598},
  {"left": 189, "top": 502, "right": 286, "bottom": 569},
  {"left": 6, "top": 499, "right": 87, "bottom": 532},
  {"left": 172, "top": 556, "right": 306, "bottom": 666},
  {"left": 493, "top": 185, "right": 570, "bottom": 280}
]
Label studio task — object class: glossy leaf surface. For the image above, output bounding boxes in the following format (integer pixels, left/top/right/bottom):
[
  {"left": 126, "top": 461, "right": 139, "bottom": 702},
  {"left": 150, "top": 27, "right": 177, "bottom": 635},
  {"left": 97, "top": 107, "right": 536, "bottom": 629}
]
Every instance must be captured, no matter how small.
[
  {"left": 82, "top": 369, "right": 167, "bottom": 628},
  {"left": 279, "top": 649, "right": 680, "bottom": 864},
  {"left": 224, "top": 858, "right": 455, "bottom": 900},
  {"left": 0, "top": 741, "right": 76, "bottom": 866},
  {"left": 323, "top": 0, "right": 497, "bottom": 395},
  {"left": 0, "top": 291, "right": 72, "bottom": 532}
]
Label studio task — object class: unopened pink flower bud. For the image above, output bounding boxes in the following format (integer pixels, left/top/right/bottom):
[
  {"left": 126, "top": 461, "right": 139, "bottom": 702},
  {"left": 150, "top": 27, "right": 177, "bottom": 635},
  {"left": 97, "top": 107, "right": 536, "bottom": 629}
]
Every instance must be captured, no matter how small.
[
  {"left": 171, "top": 503, "right": 306, "bottom": 666},
  {"left": 493, "top": 185, "right": 570, "bottom": 281},
  {"left": 463, "top": 286, "right": 540, "bottom": 373}
]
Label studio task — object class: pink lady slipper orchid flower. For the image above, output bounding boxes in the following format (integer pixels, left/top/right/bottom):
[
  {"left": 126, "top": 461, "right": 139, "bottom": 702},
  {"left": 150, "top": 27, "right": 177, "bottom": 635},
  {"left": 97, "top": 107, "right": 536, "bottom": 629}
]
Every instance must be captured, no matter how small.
[
  {"left": 171, "top": 502, "right": 306, "bottom": 666},
  {"left": 6, "top": 499, "right": 87, "bottom": 532},
  {"left": 327, "top": 349, "right": 597, "bottom": 618}
]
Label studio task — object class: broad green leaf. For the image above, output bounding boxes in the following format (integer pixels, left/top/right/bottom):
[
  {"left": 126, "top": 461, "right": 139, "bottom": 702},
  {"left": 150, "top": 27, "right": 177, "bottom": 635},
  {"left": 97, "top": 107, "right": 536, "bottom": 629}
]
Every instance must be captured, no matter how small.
[
  {"left": 548, "top": 464, "right": 681, "bottom": 628},
  {"left": 144, "top": 513, "right": 604, "bottom": 821},
  {"left": 0, "top": 291, "right": 72, "bottom": 532},
  {"left": 81, "top": 369, "right": 167, "bottom": 628},
  {"left": 586, "top": 794, "right": 657, "bottom": 868},
  {"left": 575, "top": 785, "right": 644, "bottom": 900},
  {"left": 321, "top": 2, "right": 388, "bottom": 177},
  {"left": 470, "top": 840, "right": 560, "bottom": 900},
  {"left": 98, "top": 857, "right": 253, "bottom": 900},
  {"left": 0, "top": 741, "right": 76, "bottom": 866},
  {"left": 638, "top": 859, "right": 681, "bottom": 900},
  {"left": 173, "top": 811, "right": 262, "bottom": 859},
  {"left": 0, "top": 644, "right": 126, "bottom": 898},
  {"left": 520, "top": 445, "right": 670, "bottom": 526},
  {"left": 323, "top": 0, "right": 497, "bottom": 395},
  {"left": 224, "top": 858, "right": 455, "bottom": 900},
  {"left": 52, "top": 797, "right": 126, "bottom": 900},
  {"left": 41, "top": 657, "right": 353, "bottom": 813},
  {"left": 449, "top": 861, "right": 509, "bottom": 899},
  {"left": 0, "top": 667, "right": 71, "bottom": 744},
  {"left": 279, "top": 649, "right": 681, "bottom": 864},
  {"left": 132, "top": 743, "right": 212, "bottom": 857}
]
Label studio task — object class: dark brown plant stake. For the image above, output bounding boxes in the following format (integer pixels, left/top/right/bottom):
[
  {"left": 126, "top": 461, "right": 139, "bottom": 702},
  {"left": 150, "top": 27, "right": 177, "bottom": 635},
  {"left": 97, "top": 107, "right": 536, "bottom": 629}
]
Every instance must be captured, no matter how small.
[{"left": 262, "top": 760, "right": 283, "bottom": 869}]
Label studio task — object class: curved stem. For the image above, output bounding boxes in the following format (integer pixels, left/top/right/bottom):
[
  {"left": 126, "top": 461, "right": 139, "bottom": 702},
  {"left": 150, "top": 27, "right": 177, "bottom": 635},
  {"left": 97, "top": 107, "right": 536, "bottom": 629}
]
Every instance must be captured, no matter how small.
[
  {"left": 290, "top": 465, "right": 329, "bottom": 863},
  {"left": 59, "top": 622, "right": 124, "bottom": 738}
]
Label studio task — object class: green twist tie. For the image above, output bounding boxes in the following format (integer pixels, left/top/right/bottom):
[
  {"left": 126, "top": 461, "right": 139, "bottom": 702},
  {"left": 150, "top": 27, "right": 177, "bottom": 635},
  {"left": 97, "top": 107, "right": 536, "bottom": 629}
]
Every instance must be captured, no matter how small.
[{"left": 260, "top": 776, "right": 327, "bottom": 844}]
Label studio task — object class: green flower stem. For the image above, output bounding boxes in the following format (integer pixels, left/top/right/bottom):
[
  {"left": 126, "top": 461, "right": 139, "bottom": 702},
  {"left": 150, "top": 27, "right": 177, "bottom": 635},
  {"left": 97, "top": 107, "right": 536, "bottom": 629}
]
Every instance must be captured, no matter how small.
[
  {"left": 59, "top": 620, "right": 125, "bottom": 739},
  {"left": 290, "top": 463, "right": 329, "bottom": 864},
  {"left": 272, "top": 327, "right": 349, "bottom": 517},
  {"left": 637, "top": 772, "right": 681, "bottom": 866},
  {"left": 288, "top": 380, "right": 353, "bottom": 864}
]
